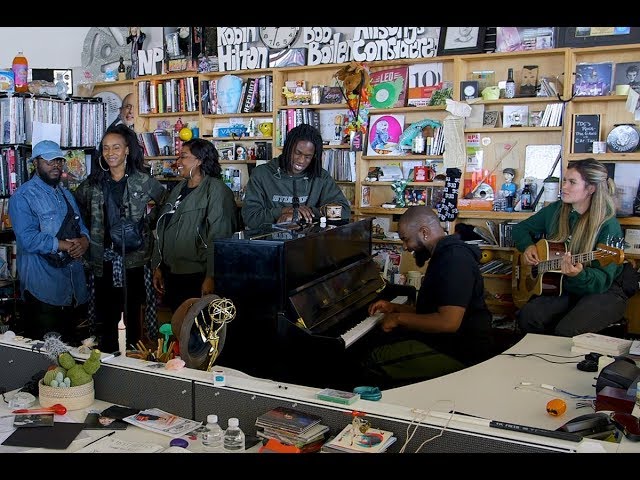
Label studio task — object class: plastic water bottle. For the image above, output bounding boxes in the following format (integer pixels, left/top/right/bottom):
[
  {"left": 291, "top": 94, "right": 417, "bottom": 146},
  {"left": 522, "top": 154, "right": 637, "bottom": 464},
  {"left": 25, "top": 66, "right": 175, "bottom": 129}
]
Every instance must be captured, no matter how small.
[
  {"left": 223, "top": 417, "right": 245, "bottom": 452},
  {"left": 201, "top": 414, "right": 224, "bottom": 452}
]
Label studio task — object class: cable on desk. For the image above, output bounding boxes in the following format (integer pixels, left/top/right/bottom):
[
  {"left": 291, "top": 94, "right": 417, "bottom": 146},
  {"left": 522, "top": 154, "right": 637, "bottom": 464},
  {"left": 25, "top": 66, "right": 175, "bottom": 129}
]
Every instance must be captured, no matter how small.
[{"left": 500, "top": 352, "right": 583, "bottom": 364}]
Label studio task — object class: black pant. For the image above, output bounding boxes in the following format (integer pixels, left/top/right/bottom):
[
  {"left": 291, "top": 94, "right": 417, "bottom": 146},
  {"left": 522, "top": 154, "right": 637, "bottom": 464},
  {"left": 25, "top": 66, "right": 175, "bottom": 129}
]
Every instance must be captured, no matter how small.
[
  {"left": 163, "top": 270, "right": 206, "bottom": 314},
  {"left": 517, "top": 282, "right": 628, "bottom": 337},
  {"left": 94, "top": 261, "right": 145, "bottom": 352},
  {"left": 21, "top": 290, "right": 85, "bottom": 344}
]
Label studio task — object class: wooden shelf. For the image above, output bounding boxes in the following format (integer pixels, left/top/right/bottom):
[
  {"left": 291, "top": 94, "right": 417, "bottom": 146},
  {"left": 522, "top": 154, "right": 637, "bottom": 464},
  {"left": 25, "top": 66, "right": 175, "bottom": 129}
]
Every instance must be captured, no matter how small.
[
  {"left": 90, "top": 80, "right": 134, "bottom": 88},
  {"left": 277, "top": 103, "right": 349, "bottom": 111},
  {"left": 572, "top": 95, "right": 628, "bottom": 103},
  {"left": 565, "top": 153, "right": 640, "bottom": 161},
  {"left": 361, "top": 155, "right": 443, "bottom": 161},
  {"left": 359, "top": 207, "right": 407, "bottom": 215},
  {"left": 362, "top": 181, "right": 445, "bottom": 187},
  {"left": 456, "top": 211, "right": 532, "bottom": 220},
  {"left": 140, "top": 111, "right": 199, "bottom": 118},
  {"left": 369, "top": 105, "right": 447, "bottom": 114},
  {"left": 619, "top": 217, "right": 640, "bottom": 226},
  {"left": 372, "top": 238, "right": 402, "bottom": 244},
  {"left": 324, "top": 144, "right": 351, "bottom": 149},
  {"left": 464, "top": 127, "right": 562, "bottom": 133},
  {"left": 209, "top": 136, "right": 272, "bottom": 142},
  {"left": 469, "top": 96, "right": 559, "bottom": 106},
  {"left": 202, "top": 112, "right": 273, "bottom": 119}
]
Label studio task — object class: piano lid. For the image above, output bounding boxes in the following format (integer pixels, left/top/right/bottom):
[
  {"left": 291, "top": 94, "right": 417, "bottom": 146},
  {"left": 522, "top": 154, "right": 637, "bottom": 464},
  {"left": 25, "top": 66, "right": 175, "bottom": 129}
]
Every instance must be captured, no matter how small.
[{"left": 287, "top": 256, "right": 385, "bottom": 334}]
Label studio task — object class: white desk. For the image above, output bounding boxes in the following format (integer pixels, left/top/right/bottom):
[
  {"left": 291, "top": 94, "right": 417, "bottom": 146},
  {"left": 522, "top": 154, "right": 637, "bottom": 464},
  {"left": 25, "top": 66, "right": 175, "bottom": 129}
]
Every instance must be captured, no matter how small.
[
  {"left": 382, "top": 333, "right": 639, "bottom": 452},
  {"left": 1, "top": 332, "right": 638, "bottom": 453}
]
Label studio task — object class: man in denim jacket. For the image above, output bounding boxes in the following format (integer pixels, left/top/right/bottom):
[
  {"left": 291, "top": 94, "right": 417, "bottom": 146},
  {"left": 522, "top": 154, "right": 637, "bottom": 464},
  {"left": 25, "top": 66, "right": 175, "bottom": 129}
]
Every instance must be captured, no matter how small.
[{"left": 8, "top": 140, "right": 90, "bottom": 343}]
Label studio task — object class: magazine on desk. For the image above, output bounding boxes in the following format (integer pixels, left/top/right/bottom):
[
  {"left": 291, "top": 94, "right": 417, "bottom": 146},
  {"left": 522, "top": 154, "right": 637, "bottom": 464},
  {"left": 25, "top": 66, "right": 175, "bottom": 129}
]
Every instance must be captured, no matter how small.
[{"left": 123, "top": 408, "right": 202, "bottom": 437}]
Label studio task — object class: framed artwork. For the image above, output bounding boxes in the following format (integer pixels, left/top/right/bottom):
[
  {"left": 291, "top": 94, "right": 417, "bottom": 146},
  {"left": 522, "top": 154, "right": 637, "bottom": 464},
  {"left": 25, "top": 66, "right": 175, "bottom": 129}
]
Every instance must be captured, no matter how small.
[
  {"left": 366, "top": 114, "right": 405, "bottom": 156},
  {"left": 557, "top": 27, "right": 640, "bottom": 48},
  {"left": 437, "top": 27, "right": 486, "bottom": 56},
  {"left": 614, "top": 61, "right": 640, "bottom": 91},
  {"left": 574, "top": 62, "right": 613, "bottom": 96},
  {"left": 496, "top": 27, "right": 555, "bottom": 52},
  {"left": 483, "top": 111, "right": 501, "bottom": 128}
]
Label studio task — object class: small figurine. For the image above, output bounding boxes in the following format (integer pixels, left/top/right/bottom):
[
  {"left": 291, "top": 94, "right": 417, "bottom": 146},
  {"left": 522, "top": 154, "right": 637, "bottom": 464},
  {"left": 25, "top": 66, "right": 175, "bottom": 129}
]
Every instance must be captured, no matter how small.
[
  {"left": 501, "top": 168, "right": 517, "bottom": 212},
  {"left": 127, "top": 27, "right": 146, "bottom": 79}
]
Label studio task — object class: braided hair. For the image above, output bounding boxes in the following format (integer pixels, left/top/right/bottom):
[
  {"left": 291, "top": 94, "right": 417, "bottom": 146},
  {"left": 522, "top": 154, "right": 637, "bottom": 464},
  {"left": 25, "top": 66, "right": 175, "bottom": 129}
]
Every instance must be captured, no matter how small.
[{"left": 278, "top": 123, "right": 324, "bottom": 178}]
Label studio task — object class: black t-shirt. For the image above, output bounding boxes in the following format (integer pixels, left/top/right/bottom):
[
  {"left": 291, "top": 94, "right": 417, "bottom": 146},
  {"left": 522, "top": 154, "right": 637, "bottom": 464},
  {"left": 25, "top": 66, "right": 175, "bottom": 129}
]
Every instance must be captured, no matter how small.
[
  {"left": 103, "top": 176, "right": 127, "bottom": 248},
  {"left": 415, "top": 235, "right": 493, "bottom": 365}
]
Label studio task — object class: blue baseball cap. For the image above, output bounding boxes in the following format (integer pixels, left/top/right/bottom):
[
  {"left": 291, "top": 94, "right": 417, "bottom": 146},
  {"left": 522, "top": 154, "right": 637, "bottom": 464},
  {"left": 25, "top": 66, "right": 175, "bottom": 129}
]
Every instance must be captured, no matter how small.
[{"left": 32, "top": 140, "right": 65, "bottom": 161}]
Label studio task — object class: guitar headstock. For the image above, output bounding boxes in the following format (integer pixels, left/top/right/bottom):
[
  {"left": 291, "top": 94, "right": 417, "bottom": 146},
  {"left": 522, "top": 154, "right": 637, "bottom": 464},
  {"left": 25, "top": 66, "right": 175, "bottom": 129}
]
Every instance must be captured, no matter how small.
[{"left": 595, "top": 240, "right": 625, "bottom": 266}]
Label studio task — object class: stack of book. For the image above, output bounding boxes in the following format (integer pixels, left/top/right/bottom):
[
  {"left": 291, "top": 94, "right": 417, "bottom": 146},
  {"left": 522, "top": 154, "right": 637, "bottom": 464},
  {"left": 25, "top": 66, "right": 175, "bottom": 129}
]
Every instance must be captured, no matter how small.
[
  {"left": 255, "top": 406, "right": 328, "bottom": 453},
  {"left": 571, "top": 332, "right": 633, "bottom": 356},
  {"left": 321, "top": 424, "right": 396, "bottom": 453}
]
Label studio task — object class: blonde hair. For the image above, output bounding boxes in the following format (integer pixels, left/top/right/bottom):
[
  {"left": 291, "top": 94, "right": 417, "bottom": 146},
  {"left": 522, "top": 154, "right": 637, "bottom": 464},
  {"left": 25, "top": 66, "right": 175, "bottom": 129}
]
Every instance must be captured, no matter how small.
[{"left": 548, "top": 158, "right": 616, "bottom": 254}]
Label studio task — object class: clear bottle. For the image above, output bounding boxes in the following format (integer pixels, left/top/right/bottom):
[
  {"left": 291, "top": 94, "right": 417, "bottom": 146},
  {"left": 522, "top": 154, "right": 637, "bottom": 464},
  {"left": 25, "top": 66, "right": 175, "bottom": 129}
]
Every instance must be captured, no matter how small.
[
  {"left": 201, "top": 414, "right": 224, "bottom": 452},
  {"left": 505, "top": 68, "right": 516, "bottom": 99},
  {"left": 223, "top": 417, "right": 245, "bottom": 452},
  {"left": 12, "top": 51, "right": 28, "bottom": 93}
]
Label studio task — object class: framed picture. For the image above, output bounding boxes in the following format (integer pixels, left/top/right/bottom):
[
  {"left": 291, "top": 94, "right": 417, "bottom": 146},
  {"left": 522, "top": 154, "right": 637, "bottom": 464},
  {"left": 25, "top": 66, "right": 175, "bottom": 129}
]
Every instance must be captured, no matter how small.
[
  {"left": 483, "top": 111, "right": 501, "bottom": 128},
  {"left": 557, "top": 27, "right": 640, "bottom": 48},
  {"left": 614, "top": 61, "right": 640, "bottom": 91},
  {"left": 496, "top": 27, "right": 555, "bottom": 52},
  {"left": 437, "top": 27, "right": 486, "bottom": 56}
]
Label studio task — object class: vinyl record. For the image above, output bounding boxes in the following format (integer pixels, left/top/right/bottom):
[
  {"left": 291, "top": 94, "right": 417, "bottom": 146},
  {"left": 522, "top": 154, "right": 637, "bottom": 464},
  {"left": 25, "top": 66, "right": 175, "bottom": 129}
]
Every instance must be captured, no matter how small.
[
  {"left": 370, "top": 82, "right": 399, "bottom": 109},
  {"left": 93, "top": 91, "right": 121, "bottom": 127},
  {"left": 473, "top": 182, "right": 494, "bottom": 199},
  {"left": 606, "top": 124, "right": 640, "bottom": 153}
]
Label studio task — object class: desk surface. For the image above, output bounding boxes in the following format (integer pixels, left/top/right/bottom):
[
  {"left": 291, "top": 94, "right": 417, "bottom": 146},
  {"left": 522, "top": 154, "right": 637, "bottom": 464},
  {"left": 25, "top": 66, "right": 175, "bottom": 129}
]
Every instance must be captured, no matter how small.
[{"left": 1, "top": 332, "right": 638, "bottom": 453}]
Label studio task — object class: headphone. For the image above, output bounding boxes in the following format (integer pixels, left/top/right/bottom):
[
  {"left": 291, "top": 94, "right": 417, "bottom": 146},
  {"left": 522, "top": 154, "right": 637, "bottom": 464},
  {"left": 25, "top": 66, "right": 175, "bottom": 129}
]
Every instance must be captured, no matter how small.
[{"left": 577, "top": 352, "right": 603, "bottom": 372}]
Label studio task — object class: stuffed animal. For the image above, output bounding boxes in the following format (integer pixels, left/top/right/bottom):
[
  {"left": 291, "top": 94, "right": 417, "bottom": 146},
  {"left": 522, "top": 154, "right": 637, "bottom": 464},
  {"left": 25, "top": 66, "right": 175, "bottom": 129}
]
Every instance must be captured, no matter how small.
[
  {"left": 57, "top": 349, "right": 101, "bottom": 386},
  {"left": 334, "top": 62, "right": 371, "bottom": 97}
]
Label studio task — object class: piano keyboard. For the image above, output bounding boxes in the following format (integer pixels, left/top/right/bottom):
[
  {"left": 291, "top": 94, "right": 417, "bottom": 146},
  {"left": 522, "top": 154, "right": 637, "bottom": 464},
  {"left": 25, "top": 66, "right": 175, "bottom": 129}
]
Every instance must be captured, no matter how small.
[{"left": 340, "top": 296, "right": 409, "bottom": 348}]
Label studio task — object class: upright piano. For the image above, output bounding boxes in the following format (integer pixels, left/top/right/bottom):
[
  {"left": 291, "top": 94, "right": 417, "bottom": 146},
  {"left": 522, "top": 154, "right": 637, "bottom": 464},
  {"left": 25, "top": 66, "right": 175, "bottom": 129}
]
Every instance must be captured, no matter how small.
[{"left": 213, "top": 218, "right": 412, "bottom": 388}]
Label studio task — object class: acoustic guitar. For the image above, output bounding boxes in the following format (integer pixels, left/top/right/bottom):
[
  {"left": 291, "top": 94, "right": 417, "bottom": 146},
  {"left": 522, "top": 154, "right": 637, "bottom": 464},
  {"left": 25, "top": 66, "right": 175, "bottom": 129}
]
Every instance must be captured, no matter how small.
[{"left": 512, "top": 238, "right": 624, "bottom": 308}]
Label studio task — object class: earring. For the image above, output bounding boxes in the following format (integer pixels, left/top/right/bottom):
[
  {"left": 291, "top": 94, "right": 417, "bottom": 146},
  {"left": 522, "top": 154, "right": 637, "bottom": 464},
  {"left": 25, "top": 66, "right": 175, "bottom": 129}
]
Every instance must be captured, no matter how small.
[{"left": 99, "top": 156, "right": 109, "bottom": 172}]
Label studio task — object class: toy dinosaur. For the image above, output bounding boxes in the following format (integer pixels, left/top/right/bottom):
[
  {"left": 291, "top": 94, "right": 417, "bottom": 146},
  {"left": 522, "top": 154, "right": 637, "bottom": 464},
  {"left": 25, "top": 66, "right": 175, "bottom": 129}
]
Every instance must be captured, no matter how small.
[{"left": 399, "top": 118, "right": 442, "bottom": 150}]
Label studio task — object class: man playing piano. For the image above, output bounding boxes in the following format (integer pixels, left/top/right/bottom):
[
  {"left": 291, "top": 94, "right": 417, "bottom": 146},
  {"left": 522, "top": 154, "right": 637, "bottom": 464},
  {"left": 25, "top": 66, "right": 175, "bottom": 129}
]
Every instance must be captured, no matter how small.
[
  {"left": 361, "top": 206, "right": 494, "bottom": 388},
  {"left": 241, "top": 124, "right": 351, "bottom": 229}
]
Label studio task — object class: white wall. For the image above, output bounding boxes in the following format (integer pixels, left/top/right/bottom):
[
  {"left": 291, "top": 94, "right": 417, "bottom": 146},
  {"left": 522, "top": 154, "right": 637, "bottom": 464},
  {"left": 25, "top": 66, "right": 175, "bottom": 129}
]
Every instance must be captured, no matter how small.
[{"left": 0, "top": 27, "right": 163, "bottom": 75}]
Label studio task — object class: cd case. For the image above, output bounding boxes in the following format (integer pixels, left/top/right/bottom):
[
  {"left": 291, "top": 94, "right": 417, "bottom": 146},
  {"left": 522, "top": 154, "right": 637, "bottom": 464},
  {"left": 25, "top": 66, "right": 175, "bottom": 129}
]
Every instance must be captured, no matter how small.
[{"left": 316, "top": 388, "right": 360, "bottom": 405}]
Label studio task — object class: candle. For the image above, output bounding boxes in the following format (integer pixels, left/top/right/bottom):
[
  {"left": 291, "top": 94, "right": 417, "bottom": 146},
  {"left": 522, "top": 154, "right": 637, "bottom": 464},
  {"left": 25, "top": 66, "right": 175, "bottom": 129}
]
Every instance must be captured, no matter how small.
[{"left": 118, "top": 314, "right": 126, "bottom": 356}]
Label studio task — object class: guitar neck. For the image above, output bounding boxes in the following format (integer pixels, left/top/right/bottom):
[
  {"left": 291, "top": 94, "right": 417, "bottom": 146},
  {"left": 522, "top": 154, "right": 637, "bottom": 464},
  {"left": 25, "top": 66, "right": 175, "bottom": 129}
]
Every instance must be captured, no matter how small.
[{"left": 539, "top": 251, "right": 598, "bottom": 273}]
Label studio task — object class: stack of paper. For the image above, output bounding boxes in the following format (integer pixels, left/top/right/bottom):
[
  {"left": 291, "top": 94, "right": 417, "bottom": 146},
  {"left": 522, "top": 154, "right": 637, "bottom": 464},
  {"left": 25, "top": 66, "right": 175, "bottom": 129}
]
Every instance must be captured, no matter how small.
[
  {"left": 321, "top": 424, "right": 396, "bottom": 453},
  {"left": 571, "top": 332, "right": 633, "bottom": 356}
]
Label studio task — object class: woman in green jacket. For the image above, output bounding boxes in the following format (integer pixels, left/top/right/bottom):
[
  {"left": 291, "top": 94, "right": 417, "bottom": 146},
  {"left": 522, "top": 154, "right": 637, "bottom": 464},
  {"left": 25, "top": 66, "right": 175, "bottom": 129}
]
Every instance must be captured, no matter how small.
[
  {"left": 512, "top": 158, "right": 627, "bottom": 336},
  {"left": 152, "top": 138, "right": 238, "bottom": 313}
]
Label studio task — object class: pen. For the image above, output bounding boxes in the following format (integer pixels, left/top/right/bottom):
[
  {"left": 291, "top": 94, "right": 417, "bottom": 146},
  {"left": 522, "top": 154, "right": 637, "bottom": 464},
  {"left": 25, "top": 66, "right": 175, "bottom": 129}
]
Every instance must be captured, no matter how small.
[
  {"left": 489, "top": 420, "right": 582, "bottom": 442},
  {"left": 82, "top": 431, "right": 116, "bottom": 448}
]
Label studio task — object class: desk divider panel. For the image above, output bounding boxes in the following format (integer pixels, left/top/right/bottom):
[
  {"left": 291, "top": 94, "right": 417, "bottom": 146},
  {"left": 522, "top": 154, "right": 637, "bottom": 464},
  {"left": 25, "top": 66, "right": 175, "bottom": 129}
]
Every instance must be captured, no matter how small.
[
  {"left": 193, "top": 382, "right": 563, "bottom": 453},
  {"left": 93, "top": 364, "right": 193, "bottom": 420},
  {"left": 0, "top": 343, "right": 574, "bottom": 453},
  {"left": 0, "top": 344, "right": 51, "bottom": 392}
]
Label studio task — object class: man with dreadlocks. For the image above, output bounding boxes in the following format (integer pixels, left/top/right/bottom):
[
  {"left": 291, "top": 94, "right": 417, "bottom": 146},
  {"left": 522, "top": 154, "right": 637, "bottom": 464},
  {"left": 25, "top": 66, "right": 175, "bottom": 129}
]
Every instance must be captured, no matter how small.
[{"left": 241, "top": 123, "right": 351, "bottom": 229}]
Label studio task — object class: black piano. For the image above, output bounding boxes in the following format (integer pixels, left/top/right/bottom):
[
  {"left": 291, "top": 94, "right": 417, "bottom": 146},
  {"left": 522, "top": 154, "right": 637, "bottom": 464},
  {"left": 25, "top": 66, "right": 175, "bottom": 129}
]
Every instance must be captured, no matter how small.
[{"left": 213, "top": 218, "right": 413, "bottom": 388}]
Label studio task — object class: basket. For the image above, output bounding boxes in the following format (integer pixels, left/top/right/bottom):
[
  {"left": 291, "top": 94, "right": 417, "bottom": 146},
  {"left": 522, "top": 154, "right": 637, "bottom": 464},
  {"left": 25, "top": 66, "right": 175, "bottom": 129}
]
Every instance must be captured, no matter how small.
[{"left": 39, "top": 379, "right": 94, "bottom": 411}]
